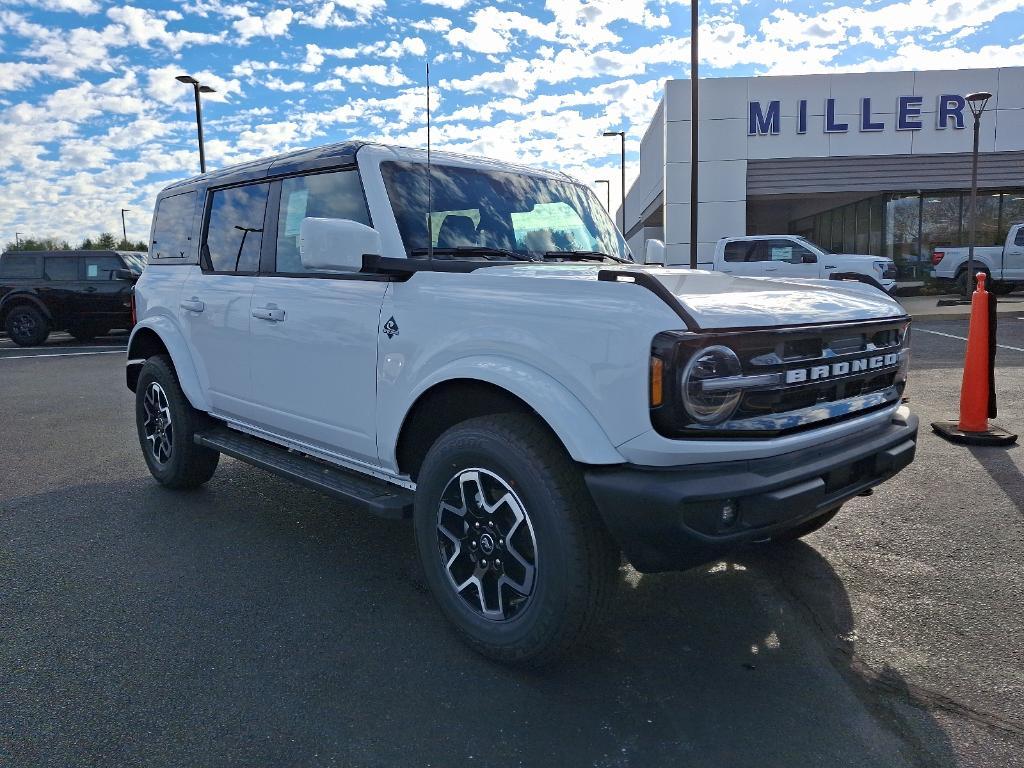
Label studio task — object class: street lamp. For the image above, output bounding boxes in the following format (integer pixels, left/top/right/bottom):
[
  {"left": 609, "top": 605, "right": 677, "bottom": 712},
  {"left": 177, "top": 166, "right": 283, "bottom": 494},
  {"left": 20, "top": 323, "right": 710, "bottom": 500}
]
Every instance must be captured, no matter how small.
[
  {"left": 120, "top": 209, "right": 130, "bottom": 246},
  {"left": 690, "top": 0, "right": 700, "bottom": 270},
  {"left": 603, "top": 131, "right": 626, "bottom": 231},
  {"left": 15, "top": 232, "right": 23, "bottom": 249},
  {"left": 594, "top": 179, "right": 610, "bottom": 213},
  {"left": 963, "top": 90, "right": 992, "bottom": 298},
  {"left": 176, "top": 75, "right": 216, "bottom": 174}
]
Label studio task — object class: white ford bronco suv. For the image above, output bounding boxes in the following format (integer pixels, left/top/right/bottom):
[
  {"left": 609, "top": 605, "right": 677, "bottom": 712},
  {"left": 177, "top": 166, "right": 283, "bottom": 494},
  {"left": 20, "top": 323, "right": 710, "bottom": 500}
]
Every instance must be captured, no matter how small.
[{"left": 127, "top": 141, "right": 917, "bottom": 665}]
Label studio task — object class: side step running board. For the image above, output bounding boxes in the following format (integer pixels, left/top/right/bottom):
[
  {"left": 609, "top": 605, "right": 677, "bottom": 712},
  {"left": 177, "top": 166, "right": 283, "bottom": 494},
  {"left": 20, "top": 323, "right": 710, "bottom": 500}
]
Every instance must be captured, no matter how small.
[{"left": 194, "top": 426, "right": 413, "bottom": 519}]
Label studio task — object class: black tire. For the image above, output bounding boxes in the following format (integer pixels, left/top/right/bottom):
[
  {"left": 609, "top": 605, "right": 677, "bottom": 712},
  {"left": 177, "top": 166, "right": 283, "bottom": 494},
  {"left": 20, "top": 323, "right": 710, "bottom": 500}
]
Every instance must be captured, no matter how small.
[
  {"left": 67, "top": 322, "right": 110, "bottom": 342},
  {"left": 135, "top": 355, "right": 219, "bottom": 489},
  {"left": 771, "top": 506, "right": 841, "bottom": 543},
  {"left": 4, "top": 305, "right": 49, "bottom": 346},
  {"left": 413, "top": 413, "right": 619, "bottom": 666},
  {"left": 955, "top": 267, "right": 990, "bottom": 296},
  {"left": 991, "top": 282, "right": 1017, "bottom": 296}
]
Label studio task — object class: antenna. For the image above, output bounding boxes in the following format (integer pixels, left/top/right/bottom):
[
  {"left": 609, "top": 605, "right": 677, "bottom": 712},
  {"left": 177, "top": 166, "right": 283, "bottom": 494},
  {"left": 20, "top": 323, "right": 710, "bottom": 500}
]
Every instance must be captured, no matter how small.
[{"left": 426, "top": 60, "right": 433, "bottom": 262}]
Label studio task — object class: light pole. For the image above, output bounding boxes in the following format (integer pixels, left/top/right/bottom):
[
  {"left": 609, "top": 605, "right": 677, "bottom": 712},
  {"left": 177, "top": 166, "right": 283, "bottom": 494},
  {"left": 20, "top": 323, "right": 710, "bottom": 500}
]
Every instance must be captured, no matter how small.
[
  {"left": 963, "top": 91, "right": 992, "bottom": 299},
  {"left": 120, "top": 208, "right": 130, "bottom": 246},
  {"left": 595, "top": 179, "right": 610, "bottom": 212},
  {"left": 176, "top": 75, "right": 216, "bottom": 174},
  {"left": 603, "top": 131, "right": 626, "bottom": 231},
  {"left": 690, "top": 0, "right": 700, "bottom": 269},
  {"left": 15, "top": 232, "right": 23, "bottom": 249}
]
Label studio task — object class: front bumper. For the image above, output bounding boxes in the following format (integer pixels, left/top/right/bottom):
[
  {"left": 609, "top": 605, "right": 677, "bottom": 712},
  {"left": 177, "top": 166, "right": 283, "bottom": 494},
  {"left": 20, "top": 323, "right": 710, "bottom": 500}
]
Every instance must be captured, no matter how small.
[{"left": 584, "top": 410, "right": 918, "bottom": 573}]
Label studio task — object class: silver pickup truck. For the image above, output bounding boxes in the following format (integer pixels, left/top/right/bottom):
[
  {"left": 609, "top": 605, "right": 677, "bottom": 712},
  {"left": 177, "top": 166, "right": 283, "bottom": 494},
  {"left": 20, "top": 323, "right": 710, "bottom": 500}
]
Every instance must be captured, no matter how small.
[{"left": 931, "top": 222, "right": 1023, "bottom": 294}]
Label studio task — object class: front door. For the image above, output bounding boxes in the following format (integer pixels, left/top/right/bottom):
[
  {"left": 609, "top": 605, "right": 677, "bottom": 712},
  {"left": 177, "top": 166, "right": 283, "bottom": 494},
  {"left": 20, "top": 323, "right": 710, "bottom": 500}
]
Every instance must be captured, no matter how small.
[
  {"left": 79, "top": 252, "right": 132, "bottom": 324},
  {"left": 246, "top": 168, "right": 387, "bottom": 465},
  {"left": 180, "top": 181, "right": 270, "bottom": 421},
  {"left": 761, "top": 238, "right": 820, "bottom": 280},
  {"left": 1003, "top": 224, "right": 1024, "bottom": 281}
]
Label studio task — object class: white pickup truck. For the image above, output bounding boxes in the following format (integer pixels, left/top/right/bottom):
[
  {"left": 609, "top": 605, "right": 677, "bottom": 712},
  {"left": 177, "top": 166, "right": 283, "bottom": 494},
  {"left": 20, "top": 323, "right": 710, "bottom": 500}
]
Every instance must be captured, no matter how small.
[
  {"left": 930, "top": 222, "right": 1023, "bottom": 294},
  {"left": 126, "top": 141, "right": 917, "bottom": 665},
  {"left": 699, "top": 235, "right": 898, "bottom": 293}
]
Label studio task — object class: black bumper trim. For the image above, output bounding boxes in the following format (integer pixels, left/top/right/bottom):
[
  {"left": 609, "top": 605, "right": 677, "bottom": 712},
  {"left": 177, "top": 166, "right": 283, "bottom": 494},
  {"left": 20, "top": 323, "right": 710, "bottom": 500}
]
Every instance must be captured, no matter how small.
[{"left": 584, "top": 412, "right": 918, "bottom": 573}]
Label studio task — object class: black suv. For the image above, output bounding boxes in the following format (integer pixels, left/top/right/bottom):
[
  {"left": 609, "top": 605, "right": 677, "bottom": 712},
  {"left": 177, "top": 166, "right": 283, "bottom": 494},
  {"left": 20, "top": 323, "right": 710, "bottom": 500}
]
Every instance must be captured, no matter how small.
[{"left": 0, "top": 250, "right": 143, "bottom": 346}]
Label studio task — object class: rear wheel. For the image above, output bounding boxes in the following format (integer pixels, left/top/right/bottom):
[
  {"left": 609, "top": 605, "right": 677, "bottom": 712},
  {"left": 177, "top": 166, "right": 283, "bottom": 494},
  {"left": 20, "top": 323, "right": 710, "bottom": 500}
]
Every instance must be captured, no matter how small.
[
  {"left": 413, "top": 413, "right": 618, "bottom": 666},
  {"left": 4, "top": 305, "right": 49, "bottom": 346},
  {"left": 955, "top": 267, "right": 991, "bottom": 295},
  {"left": 135, "top": 355, "right": 219, "bottom": 489},
  {"left": 67, "top": 322, "right": 111, "bottom": 342},
  {"left": 770, "top": 506, "right": 841, "bottom": 543}
]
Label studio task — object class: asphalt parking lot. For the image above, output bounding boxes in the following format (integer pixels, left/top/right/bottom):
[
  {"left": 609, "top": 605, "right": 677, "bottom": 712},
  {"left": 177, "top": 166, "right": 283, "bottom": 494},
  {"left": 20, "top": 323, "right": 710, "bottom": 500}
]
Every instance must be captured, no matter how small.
[{"left": 2, "top": 320, "right": 1022, "bottom": 768}]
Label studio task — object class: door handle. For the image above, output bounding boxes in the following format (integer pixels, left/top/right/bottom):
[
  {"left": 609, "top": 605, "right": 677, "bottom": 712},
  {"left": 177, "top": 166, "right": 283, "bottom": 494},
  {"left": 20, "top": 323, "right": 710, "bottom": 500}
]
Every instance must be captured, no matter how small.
[
  {"left": 85, "top": 286, "right": 97, "bottom": 293},
  {"left": 252, "top": 305, "right": 285, "bottom": 322},
  {"left": 765, "top": 267, "right": 778, "bottom": 272},
  {"left": 180, "top": 297, "right": 205, "bottom": 313}
]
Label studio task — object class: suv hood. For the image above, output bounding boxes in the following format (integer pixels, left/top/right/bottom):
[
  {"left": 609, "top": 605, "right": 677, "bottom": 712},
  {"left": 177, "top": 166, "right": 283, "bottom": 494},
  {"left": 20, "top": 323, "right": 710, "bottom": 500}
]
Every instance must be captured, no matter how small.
[{"left": 490, "top": 264, "right": 906, "bottom": 330}]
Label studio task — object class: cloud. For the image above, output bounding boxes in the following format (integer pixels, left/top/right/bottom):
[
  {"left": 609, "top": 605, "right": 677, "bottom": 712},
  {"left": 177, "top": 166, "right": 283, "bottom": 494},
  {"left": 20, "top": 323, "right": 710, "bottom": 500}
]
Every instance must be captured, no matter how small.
[
  {"left": 0, "top": 0, "right": 100, "bottom": 12},
  {"left": 329, "top": 63, "right": 411, "bottom": 86},
  {"left": 232, "top": 7, "right": 294, "bottom": 41}
]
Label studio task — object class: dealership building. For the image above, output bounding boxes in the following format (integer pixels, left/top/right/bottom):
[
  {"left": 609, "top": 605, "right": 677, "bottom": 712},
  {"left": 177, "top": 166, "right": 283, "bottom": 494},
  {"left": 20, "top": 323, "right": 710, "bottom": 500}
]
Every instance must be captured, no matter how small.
[{"left": 623, "top": 67, "right": 1024, "bottom": 274}]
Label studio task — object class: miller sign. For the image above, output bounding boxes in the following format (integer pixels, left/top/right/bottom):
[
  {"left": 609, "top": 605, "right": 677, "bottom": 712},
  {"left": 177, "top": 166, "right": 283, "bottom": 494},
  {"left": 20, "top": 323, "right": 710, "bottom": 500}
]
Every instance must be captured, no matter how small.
[{"left": 748, "top": 95, "right": 972, "bottom": 136}]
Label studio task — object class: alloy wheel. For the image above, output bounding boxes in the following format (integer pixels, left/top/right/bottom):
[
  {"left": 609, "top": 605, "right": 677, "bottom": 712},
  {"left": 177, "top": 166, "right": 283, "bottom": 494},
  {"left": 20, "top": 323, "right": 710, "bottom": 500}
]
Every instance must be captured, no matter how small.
[
  {"left": 436, "top": 468, "right": 538, "bottom": 621},
  {"left": 142, "top": 381, "right": 173, "bottom": 465}
]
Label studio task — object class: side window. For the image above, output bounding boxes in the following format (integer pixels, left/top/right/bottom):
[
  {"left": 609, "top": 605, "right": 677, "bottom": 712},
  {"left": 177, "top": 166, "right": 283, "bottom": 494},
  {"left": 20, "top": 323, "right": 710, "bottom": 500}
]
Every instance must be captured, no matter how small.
[
  {"left": 205, "top": 183, "right": 270, "bottom": 273},
  {"left": 791, "top": 243, "right": 816, "bottom": 263},
  {"left": 723, "top": 241, "right": 755, "bottom": 262},
  {"left": 275, "top": 170, "right": 369, "bottom": 273},
  {"left": 44, "top": 257, "right": 77, "bottom": 281},
  {"left": 0, "top": 254, "right": 41, "bottom": 278},
  {"left": 1014, "top": 226, "right": 1024, "bottom": 247},
  {"left": 152, "top": 191, "right": 197, "bottom": 259},
  {"left": 82, "top": 254, "right": 124, "bottom": 280}
]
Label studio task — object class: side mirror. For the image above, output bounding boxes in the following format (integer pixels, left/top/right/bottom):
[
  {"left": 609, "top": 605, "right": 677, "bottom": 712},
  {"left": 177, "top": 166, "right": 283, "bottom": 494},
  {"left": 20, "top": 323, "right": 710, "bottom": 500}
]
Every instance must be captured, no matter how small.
[
  {"left": 802, "top": 253, "right": 817, "bottom": 264},
  {"left": 644, "top": 238, "right": 666, "bottom": 265},
  {"left": 114, "top": 268, "right": 137, "bottom": 281},
  {"left": 299, "top": 217, "right": 382, "bottom": 272}
]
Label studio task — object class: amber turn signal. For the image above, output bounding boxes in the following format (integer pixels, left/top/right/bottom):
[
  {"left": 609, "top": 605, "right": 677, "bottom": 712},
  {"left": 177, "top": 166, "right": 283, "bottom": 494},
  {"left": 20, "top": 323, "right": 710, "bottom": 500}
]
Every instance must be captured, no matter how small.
[{"left": 650, "top": 356, "right": 664, "bottom": 407}]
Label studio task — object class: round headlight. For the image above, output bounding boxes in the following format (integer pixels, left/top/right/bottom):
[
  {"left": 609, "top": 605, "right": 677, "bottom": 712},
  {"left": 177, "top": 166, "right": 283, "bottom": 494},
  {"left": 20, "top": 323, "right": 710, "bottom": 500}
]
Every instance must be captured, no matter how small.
[{"left": 680, "top": 345, "right": 743, "bottom": 424}]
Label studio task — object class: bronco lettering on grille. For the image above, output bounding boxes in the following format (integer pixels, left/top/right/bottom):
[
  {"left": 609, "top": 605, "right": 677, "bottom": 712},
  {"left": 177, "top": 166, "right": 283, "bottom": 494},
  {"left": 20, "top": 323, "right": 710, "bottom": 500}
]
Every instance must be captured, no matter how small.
[{"left": 784, "top": 353, "right": 899, "bottom": 384}]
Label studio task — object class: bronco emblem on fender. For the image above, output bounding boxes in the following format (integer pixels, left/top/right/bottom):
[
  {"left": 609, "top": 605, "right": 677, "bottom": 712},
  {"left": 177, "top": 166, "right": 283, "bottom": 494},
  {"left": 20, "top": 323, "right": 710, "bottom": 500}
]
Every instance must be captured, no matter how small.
[{"left": 382, "top": 316, "right": 399, "bottom": 339}]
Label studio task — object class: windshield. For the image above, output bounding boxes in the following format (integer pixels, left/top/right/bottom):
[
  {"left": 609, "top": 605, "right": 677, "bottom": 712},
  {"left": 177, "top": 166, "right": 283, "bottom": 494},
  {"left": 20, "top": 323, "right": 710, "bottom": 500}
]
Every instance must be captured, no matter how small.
[
  {"left": 121, "top": 253, "right": 146, "bottom": 272},
  {"left": 795, "top": 236, "right": 833, "bottom": 255},
  {"left": 380, "top": 160, "right": 632, "bottom": 262}
]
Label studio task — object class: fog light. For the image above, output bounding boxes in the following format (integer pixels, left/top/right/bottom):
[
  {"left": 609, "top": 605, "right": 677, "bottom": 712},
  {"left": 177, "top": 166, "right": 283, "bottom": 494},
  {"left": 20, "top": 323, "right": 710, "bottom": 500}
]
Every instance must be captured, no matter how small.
[{"left": 721, "top": 499, "right": 737, "bottom": 527}]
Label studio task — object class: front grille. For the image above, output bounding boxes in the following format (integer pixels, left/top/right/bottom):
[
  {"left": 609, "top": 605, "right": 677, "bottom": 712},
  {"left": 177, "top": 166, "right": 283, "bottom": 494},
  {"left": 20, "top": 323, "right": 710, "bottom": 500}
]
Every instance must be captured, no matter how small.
[{"left": 651, "top": 318, "right": 910, "bottom": 439}]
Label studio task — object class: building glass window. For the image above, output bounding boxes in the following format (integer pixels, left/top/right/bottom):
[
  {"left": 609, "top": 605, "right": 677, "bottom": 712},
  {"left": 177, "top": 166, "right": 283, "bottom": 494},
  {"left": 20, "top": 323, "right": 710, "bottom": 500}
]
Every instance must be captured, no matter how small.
[
  {"left": 961, "top": 192, "right": 1002, "bottom": 247},
  {"left": 1001, "top": 193, "right": 1024, "bottom": 235},
  {"left": 869, "top": 196, "right": 885, "bottom": 256},
  {"left": 831, "top": 207, "right": 844, "bottom": 252},
  {"left": 842, "top": 203, "right": 856, "bottom": 252},
  {"left": 921, "top": 193, "right": 962, "bottom": 262},
  {"left": 816, "top": 210, "right": 831, "bottom": 247},
  {"left": 855, "top": 199, "right": 870, "bottom": 253},
  {"left": 886, "top": 194, "right": 920, "bottom": 265}
]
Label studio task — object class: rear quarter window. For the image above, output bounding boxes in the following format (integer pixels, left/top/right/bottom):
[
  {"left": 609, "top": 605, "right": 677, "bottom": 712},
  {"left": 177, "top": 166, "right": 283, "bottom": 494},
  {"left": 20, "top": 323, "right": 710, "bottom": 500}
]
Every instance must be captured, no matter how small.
[
  {"left": 151, "top": 191, "right": 197, "bottom": 260},
  {"left": 0, "top": 254, "right": 42, "bottom": 278},
  {"left": 44, "top": 257, "right": 78, "bottom": 281},
  {"left": 723, "top": 241, "right": 757, "bottom": 263}
]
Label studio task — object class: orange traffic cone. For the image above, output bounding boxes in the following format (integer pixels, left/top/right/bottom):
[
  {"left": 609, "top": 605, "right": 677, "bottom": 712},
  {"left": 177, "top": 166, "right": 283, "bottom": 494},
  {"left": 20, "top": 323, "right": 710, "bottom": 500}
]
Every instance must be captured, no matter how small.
[{"left": 932, "top": 272, "right": 1017, "bottom": 446}]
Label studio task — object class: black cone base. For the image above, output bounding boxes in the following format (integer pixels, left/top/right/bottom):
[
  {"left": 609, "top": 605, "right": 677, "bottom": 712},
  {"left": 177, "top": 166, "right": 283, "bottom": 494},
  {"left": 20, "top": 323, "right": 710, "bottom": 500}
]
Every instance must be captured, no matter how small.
[{"left": 931, "top": 421, "right": 1018, "bottom": 446}]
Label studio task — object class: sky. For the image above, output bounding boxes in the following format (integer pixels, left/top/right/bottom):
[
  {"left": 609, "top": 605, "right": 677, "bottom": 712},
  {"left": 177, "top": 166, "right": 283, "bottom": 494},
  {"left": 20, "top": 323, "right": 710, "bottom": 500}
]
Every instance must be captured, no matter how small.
[{"left": 2, "top": 0, "right": 1024, "bottom": 245}]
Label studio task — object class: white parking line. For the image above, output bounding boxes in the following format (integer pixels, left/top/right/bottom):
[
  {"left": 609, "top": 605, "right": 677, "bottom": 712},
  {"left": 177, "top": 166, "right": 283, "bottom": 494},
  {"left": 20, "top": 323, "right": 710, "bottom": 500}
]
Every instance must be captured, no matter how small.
[
  {"left": 0, "top": 345, "right": 126, "bottom": 352},
  {"left": 0, "top": 350, "right": 125, "bottom": 361},
  {"left": 916, "top": 327, "right": 1024, "bottom": 353}
]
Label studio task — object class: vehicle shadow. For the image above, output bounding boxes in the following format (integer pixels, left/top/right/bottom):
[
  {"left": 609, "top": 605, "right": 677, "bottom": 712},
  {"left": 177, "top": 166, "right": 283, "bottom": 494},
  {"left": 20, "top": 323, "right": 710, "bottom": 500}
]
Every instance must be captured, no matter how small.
[{"left": 1, "top": 464, "right": 960, "bottom": 768}]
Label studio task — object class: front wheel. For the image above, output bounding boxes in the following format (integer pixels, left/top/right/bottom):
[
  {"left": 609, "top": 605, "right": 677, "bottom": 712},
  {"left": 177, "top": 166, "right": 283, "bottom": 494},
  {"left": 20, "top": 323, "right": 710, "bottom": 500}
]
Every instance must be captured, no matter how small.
[
  {"left": 135, "top": 355, "right": 219, "bottom": 489},
  {"left": 413, "top": 413, "right": 619, "bottom": 666}
]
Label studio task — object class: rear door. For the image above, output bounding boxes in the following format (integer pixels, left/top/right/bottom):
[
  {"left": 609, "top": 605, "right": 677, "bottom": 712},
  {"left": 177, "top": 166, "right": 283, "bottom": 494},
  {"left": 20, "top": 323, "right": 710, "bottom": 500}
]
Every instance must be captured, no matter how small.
[
  {"left": 761, "top": 238, "right": 819, "bottom": 280},
  {"left": 39, "top": 256, "right": 81, "bottom": 324},
  {"left": 719, "top": 240, "right": 765, "bottom": 276},
  {"left": 247, "top": 168, "right": 388, "bottom": 464},
  {"left": 180, "top": 181, "right": 269, "bottom": 421}
]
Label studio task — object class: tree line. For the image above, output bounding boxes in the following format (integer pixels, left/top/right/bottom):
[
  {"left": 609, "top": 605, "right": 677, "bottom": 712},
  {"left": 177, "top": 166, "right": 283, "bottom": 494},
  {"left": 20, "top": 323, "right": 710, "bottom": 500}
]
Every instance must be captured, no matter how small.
[{"left": 3, "top": 233, "right": 148, "bottom": 252}]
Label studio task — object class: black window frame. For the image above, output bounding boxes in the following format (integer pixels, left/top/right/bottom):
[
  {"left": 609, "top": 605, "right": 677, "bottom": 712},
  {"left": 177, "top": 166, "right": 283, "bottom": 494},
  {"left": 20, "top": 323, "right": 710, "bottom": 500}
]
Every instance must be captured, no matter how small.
[
  {"left": 259, "top": 165, "right": 387, "bottom": 282},
  {"left": 199, "top": 180, "right": 272, "bottom": 276},
  {"left": 0, "top": 254, "right": 42, "bottom": 278},
  {"left": 1014, "top": 225, "right": 1024, "bottom": 247},
  {"left": 43, "top": 255, "right": 79, "bottom": 281}
]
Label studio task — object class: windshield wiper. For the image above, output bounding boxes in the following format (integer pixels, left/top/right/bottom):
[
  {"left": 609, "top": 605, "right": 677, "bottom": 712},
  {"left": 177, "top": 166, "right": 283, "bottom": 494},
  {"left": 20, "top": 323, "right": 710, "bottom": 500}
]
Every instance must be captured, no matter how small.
[
  {"left": 410, "top": 246, "right": 531, "bottom": 262},
  {"left": 542, "top": 250, "right": 628, "bottom": 263}
]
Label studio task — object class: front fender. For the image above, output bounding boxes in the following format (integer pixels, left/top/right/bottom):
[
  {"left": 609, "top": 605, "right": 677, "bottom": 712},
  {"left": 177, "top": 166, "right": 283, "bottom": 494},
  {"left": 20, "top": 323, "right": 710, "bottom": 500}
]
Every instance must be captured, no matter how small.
[
  {"left": 127, "top": 316, "right": 210, "bottom": 412},
  {"left": 0, "top": 291, "right": 50, "bottom": 320},
  {"left": 385, "top": 355, "right": 627, "bottom": 467}
]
